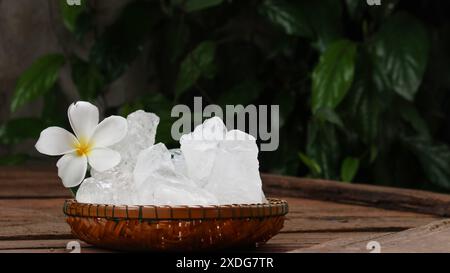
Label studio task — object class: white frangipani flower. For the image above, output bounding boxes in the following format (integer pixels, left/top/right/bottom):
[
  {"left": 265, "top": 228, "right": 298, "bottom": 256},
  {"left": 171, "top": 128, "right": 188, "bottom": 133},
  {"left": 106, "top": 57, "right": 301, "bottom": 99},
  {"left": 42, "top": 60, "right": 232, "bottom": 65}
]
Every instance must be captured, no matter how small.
[{"left": 35, "top": 101, "right": 128, "bottom": 188}]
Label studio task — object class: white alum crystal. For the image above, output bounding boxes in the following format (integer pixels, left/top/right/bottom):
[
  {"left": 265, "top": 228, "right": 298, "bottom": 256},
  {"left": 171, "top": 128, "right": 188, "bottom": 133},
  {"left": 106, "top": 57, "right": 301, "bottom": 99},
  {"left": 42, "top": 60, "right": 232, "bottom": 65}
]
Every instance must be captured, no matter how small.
[
  {"left": 180, "top": 117, "right": 227, "bottom": 187},
  {"left": 91, "top": 110, "right": 160, "bottom": 181},
  {"left": 170, "top": 149, "right": 188, "bottom": 177},
  {"left": 133, "top": 143, "right": 193, "bottom": 187},
  {"left": 76, "top": 114, "right": 266, "bottom": 206},
  {"left": 76, "top": 178, "right": 115, "bottom": 205},
  {"left": 152, "top": 182, "right": 218, "bottom": 206},
  {"left": 133, "top": 143, "right": 218, "bottom": 205},
  {"left": 81, "top": 110, "right": 159, "bottom": 205},
  {"left": 205, "top": 130, "right": 266, "bottom": 204},
  {"left": 181, "top": 117, "right": 266, "bottom": 205}
]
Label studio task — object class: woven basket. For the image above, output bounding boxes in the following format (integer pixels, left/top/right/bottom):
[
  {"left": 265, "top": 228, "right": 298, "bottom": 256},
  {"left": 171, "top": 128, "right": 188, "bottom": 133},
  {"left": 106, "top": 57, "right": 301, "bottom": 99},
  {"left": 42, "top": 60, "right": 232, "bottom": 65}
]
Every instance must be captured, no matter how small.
[{"left": 63, "top": 198, "right": 288, "bottom": 251}]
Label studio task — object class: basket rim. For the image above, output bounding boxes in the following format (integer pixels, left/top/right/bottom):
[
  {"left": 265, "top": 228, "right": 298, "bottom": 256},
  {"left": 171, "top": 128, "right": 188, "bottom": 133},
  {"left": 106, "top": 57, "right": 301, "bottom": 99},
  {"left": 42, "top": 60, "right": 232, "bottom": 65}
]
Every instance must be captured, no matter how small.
[{"left": 63, "top": 198, "right": 288, "bottom": 220}]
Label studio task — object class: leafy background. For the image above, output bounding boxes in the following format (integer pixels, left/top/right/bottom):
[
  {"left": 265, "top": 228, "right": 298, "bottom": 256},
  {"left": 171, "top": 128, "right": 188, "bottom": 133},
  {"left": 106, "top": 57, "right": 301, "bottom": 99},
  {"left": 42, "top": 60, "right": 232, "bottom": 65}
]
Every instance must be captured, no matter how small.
[{"left": 2, "top": 0, "right": 450, "bottom": 192}]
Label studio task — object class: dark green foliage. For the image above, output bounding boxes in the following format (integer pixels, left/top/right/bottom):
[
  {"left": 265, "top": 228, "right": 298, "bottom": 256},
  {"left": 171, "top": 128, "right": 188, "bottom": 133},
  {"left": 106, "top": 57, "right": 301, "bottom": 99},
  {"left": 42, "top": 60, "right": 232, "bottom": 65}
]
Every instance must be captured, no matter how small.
[
  {"left": 4, "top": 0, "right": 450, "bottom": 192},
  {"left": 11, "top": 54, "right": 65, "bottom": 112},
  {"left": 370, "top": 12, "right": 429, "bottom": 101},
  {"left": 70, "top": 56, "right": 105, "bottom": 101},
  {"left": 311, "top": 40, "right": 357, "bottom": 113},
  {"left": 341, "top": 157, "right": 360, "bottom": 183},
  {"left": 175, "top": 41, "right": 217, "bottom": 99}
]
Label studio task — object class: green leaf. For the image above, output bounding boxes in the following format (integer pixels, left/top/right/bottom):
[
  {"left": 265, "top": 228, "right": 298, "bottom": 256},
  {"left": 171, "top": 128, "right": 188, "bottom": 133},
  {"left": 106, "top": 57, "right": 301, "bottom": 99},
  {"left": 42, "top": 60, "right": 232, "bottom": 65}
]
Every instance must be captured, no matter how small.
[
  {"left": 11, "top": 54, "right": 65, "bottom": 112},
  {"left": 259, "top": 0, "right": 342, "bottom": 51},
  {"left": 314, "top": 108, "right": 345, "bottom": 131},
  {"left": 59, "top": 0, "right": 87, "bottom": 33},
  {"left": 371, "top": 12, "right": 429, "bottom": 101},
  {"left": 71, "top": 56, "right": 105, "bottom": 100},
  {"left": 340, "top": 157, "right": 360, "bottom": 182},
  {"left": 312, "top": 40, "right": 357, "bottom": 113},
  {"left": 348, "top": 72, "right": 383, "bottom": 144},
  {"left": 0, "top": 118, "right": 46, "bottom": 145},
  {"left": 345, "top": 47, "right": 386, "bottom": 144},
  {"left": 259, "top": 0, "right": 313, "bottom": 37},
  {"left": 299, "top": 152, "right": 322, "bottom": 176},
  {"left": 403, "top": 136, "right": 450, "bottom": 190},
  {"left": 175, "top": 41, "right": 216, "bottom": 99},
  {"left": 173, "top": 0, "right": 223, "bottom": 12}
]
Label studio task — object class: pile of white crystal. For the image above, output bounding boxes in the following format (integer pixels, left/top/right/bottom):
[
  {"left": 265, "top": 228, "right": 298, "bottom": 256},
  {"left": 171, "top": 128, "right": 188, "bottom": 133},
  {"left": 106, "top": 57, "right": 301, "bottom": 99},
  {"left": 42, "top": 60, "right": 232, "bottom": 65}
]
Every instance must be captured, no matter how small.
[{"left": 76, "top": 111, "right": 266, "bottom": 206}]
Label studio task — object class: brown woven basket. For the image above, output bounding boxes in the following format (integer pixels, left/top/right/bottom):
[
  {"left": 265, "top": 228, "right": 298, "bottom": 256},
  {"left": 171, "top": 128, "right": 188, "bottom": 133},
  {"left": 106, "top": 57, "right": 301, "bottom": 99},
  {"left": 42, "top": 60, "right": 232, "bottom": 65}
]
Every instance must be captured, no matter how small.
[{"left": 63, "top": 198, "right": 288, "bottom": 252}]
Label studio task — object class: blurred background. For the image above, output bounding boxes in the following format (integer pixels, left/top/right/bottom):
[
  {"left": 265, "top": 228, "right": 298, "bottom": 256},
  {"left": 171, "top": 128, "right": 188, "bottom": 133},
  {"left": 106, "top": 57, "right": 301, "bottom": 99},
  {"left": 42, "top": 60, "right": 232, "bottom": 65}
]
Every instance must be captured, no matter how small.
[{"left": 1, "top": 0, "right": 450, "bottom": 192}]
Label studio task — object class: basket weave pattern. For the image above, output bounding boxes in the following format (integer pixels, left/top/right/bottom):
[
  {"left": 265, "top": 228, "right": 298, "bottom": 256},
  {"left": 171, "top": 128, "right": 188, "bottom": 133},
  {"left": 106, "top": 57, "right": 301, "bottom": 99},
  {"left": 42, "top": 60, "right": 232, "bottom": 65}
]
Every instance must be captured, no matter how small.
[{"left": 64, "top": 199, "right": 288, "bottom": 251}]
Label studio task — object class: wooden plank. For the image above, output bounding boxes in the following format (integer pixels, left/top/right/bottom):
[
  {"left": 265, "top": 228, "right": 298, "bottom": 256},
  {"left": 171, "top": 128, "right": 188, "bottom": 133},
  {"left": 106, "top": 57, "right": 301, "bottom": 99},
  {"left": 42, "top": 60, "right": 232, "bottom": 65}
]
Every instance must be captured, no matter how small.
[
  {"left": 0, "top": 240, "right": 89, "bottom": 251},
  {"left": 0, "top": 198, "right": 71, "bottom": 239},
  {"left": 0, "top": 166, "right": 69, "bottom": 198},
  {"left": 0, "top": 247, "right": 112, "bottom": 253},
  {"left": 0, "top": 197, "right": 437, "bottom": 239},
  {"left": 256, "top": 232, "right": 391, "bottom": 253},
  {"left": 0, "top": 166, "right": 445, "bottom": 252},
  {"left": 0, "top": 233, "right": 390, "bottom": 253},
  {"left": 262, "top": 174, "right": 450, "bottom": 216},
  {"left": 0, "top": 196, "right": 438, "bottom": 252},
  {"left": 294, "top": 219, "right": 450, "bottom": 253},
  {"left": 0, "top": 232, "right": 393, "bottom": 253},
  {"left": 280, "top": 198, "right": 438, "bottom": 233},
  {"left": 0, "top": 239, "right": 113, "bottom": 253},
  {"left": 0, "top": 232, "right": 401, "bottom": 253}
]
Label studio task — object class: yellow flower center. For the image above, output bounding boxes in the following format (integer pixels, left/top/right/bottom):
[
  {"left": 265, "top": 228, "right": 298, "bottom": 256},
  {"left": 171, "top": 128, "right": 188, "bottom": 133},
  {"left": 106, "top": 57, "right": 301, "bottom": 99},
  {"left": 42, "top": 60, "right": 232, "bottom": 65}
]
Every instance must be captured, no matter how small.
[{"left": 74, "top": 138, "right": 92, "bottom": 157}]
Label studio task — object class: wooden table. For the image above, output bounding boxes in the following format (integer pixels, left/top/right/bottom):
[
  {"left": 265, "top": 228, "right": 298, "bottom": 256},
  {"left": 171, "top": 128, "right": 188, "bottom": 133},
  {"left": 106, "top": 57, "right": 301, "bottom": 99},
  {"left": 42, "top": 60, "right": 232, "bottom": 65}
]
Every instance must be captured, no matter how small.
[{"left": 1, "top": 165, "right": 450, "bottom": 253}]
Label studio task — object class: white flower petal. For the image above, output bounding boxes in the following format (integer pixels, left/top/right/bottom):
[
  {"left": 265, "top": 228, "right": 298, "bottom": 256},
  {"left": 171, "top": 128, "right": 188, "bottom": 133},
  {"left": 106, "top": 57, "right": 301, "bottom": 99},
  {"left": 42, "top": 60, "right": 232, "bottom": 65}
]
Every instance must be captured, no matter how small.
[
  {"left": 56, "top": 153, "right": 87, "bottom": 188},
  {"left": 68, "top": 101, "right": 99, "bottom": 140},
  {"left": 35, "top": 127, "right": 78, "bottom": 156},
  {"left": 88, "top": 148, "right": 121, "bottom": 172},
  {"left": 89, "top": 116, "right": 128, "bottom": 148}
]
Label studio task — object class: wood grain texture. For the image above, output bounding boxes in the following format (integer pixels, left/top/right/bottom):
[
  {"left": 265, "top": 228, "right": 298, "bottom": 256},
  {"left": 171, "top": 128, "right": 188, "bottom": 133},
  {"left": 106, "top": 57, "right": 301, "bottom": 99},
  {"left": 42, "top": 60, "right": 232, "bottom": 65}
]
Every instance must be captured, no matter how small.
[
  {"left": 0, "top": 197, "right": 438, "bottom": 252},
  {"left": 0, "top": 197, "right": 437, "bottom": 239},
  {"left": 294, "top": 219, "right": 450, "bottom": 253},
  {"left": 263, "top": 174, "right": 450, "bottom": 216},
  {"left": 280, "top": 198, "right": 437, "bottom": 233},
  {"left": 0, "top": 166, "right": 446, "bottom": 252},
  {"left": 0, "top": 165, "right": 69, "bottom": 198},
  {"left": 0, "top": 199, "right": 71, "bottom": 239}
]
